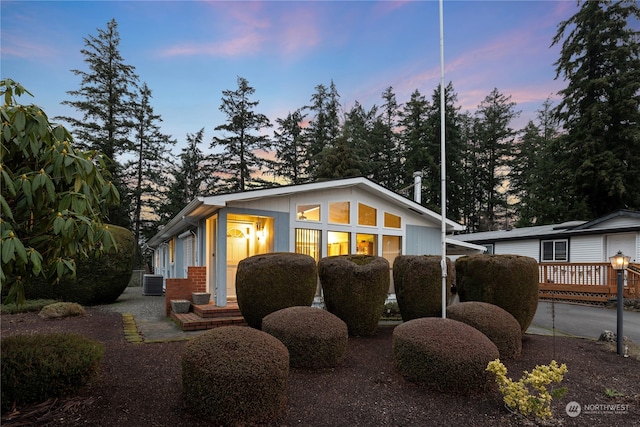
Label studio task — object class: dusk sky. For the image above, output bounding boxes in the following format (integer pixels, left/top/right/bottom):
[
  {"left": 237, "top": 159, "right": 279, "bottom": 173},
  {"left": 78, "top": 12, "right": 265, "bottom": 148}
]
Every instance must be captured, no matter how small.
[{"left": 2, "top": 1, "right": 581, "bottom": 153}]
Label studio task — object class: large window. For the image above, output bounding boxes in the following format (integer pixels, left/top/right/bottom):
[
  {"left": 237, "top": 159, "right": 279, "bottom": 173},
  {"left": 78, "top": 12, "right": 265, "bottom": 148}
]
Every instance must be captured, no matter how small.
[
  {"left": 329, "top": 201, "right": 350, "bottom": 224},
  {"left": 358, "top": 203, "right": 377, "bottom": 226},
  {"left": 356, "top": 233, "right": 376, "bottom": 255},
  {"left": 328, "top": 231, "right": 350, "bottom": 256},
  {"left": 297, "top": 204, "right": 320, "bottom": 221},
  {"left": 382, "top": 235, "right": 401, "bottom": 265},
  {"left": 295, "top": 229, "right": 321, "bottom": 262},
  {"left": 541, "top": 240, "right": 568, "bottom": 262}
]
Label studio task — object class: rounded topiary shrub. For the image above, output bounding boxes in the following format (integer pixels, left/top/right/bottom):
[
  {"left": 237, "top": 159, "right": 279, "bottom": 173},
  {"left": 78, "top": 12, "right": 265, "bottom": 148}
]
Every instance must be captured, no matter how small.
[
  {"left": 24, "top": 225, "right": 135, "bottom": 306},
  {"left": 318, "top": 255, "right": 389, "bottom": 336},
  {"left": 181, "top": 326, "right": 289, "bottom": 426},
  {"left": 456, "top": 254, "right": 539, "bottom": 333},
  {"left": 1, "top": 333, "right": 104, "bottom": 412},
  {"left": 236, "top": 252, "right": 318, "bottom": 329},
  {"left": 392, "top": 318, "right": 499, "bottom": 393},
  {"left": 447, "top": 301, "right": 522, "bottom": 359},
  {"left": 393, "top": 255, "right": 454, "bottom": 320},
  {"left": 262, "top": 306, "right": 348, "bottom": 369}
]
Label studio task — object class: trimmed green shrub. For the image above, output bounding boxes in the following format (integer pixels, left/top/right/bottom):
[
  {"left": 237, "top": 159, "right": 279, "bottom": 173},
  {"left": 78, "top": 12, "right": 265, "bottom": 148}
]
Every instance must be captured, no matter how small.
[
  {"left": 319, "top": 255, "right": 390, "bottom": 336},
  {"left": 447, "top": 301, "right": 522, "bottom": 359},
  {"left": 236, "top": 252, "right": 318, "bottom": 329},
  {"left": 263, "top": 306, "right": 348, "bottom": 369},
  {"left": 393, "top": 317, "right": 499, "bottom": 393},
  {"left": 393, "top": 255, "right": 454, "bottom": 320},
  {"left": 1, "top": 333, "right": 104, "bottom": 412},
  {"left": 38, "top": 302, "right": 85, "bottom": 319},
  {"left": 23, "top": 225, "right": 135, "bottom": 306},
  {"left": 456, "top": 254, "right": 539, "bottom": 333},
  {"left": 181, "top": 326, "right": 289, "bottom": 426}
]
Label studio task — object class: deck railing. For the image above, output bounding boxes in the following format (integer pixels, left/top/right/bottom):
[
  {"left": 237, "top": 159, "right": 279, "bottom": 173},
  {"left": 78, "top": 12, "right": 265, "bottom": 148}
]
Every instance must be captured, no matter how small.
[{"left": 539, "top": 262, "right": 640, "bottom": 303}]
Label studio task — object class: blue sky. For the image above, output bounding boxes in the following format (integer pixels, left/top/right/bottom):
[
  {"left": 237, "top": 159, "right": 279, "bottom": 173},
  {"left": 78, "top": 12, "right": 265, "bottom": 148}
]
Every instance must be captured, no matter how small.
[{"left": 2, "top": 0, "right": 579, "bottom": 152}]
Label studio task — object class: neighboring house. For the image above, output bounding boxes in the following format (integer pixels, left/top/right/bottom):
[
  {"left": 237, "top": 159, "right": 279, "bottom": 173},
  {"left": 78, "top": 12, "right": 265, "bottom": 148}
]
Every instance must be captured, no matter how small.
[
  {"left": 148, "top": 177, "right": 484, "bottom": 306},
  {"left": 449, "top": 210, "right": 640, "bottom": 263}
]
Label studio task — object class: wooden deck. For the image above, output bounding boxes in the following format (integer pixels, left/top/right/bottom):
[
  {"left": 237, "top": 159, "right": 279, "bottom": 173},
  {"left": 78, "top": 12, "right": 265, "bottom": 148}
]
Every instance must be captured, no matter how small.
[
  {"left": 170, "top": 302, "right": 247, "bottom": 331},
  {"left": 539, "top": 262, "right": 640, "bottom": 304}
]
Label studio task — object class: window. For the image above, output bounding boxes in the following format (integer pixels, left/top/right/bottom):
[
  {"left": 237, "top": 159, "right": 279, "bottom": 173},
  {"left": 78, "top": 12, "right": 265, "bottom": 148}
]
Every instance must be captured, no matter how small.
[
  {"left": 329, "top": 201, "right": 350, "bottom": 224},
  {"left": 297, "top": 204, "right": 320, "bottom": 221},
  {"left": 382, "top": 235, "right": 401, "bottom": 265},
  {"left": 541, "top": 240, "right": 568, "bottom": 261},
  {"left": 384, "top": 212, "right": 401, "bottom": 228},
  {"left": 484, "top": 244, "right": 494, "bottom": 255},
  {"left": 296, "top": 229, "right": 321, "bottom": 262},
  {"left": 356, "top": 233, "right": 376, "bottom": 255},
  {"left": 328, "top": 231, "right": 350, "bottom": 256},
  {"left": 358, "top": 203, "right": 377, "bottom": 226},
  {"left": 169, "top": 239, "right": 175, "bottom": 263}
]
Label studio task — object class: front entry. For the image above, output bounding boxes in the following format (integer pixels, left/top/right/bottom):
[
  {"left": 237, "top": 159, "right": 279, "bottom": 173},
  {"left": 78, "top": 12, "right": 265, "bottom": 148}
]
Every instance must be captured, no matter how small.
[{"left": 226, "top": 221, "right": 255, "bottom": 301}]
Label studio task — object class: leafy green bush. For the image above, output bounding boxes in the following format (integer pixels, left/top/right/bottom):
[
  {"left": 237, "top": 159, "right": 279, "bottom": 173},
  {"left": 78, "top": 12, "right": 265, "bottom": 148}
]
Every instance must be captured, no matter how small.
[
  {"left": 456, "top": 254, "right": 539, "bottom": 332},
  {"left": 38, "top": 302, "right": 85, "bottom": 319},
  {"left": 263, "top": 306, "right": 348, "bottom": 369},
  {"left": 393, "top": 255, "right": 454, "bottom": 320},
  {"left": 181, "top": 326, "right": 289, "bottom": 426},
  {"left": 319, "top": 255, "right": 390, "bottom": 336},
  {"left": 382, "top": 301, "right": 401, "bottom": 319},
  {"left": 0, "top": 299, "right": 58, "bottom": 315},
  {"left": 1, "top": 333, "right": 104, "bottom": 412},
  {"left": 236, "top": 252, "right": 317, "bottom": 329},
  {"left": 24, "top": 225, "right": 135, "bottom": 306},
  {"left": 393, "top": 317, "right": 499, "bottom": 393},
  {"left": 447, "top": 301, "right": 522, "bottom": 359}
]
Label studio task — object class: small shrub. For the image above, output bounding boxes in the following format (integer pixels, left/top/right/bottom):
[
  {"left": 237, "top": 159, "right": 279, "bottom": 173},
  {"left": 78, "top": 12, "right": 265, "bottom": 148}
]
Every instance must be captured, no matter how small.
[
  {"left": 393, "top": 317, "right": 499, "bottom": 393},
  {"left": 319, "top": 255, "right": 389, "bottom": 336},
  {"left": 382, "top": 301, "right": 401, "bottom": 319},
  {"left": 38, "top": 302, "right": 85, "bottom": 319},
  {"left": 24, "top": 225, "right": 135, "bottom": 306},
  {"left": 181, "top": 326, "right": 289, "bottom": 426},
  {"left": 263, "top": 306, "right": 348, "bottom": 369},
  {"left": 1, "top": 333, "right": 104, "bottom": 412},
  {"left": 393, "top": 255, "right": 454, "bottom": 320},
  {"left": 0, "top": 299, "right": 59, "bottom": 315},
  {"left": 447, "top": 301, "right": 522, "bottom": 359},
  {"left": 456, "top": 254, "right": 539, "bottom": 332},
  {"left": 236, "top": 252, "right": 318, "bottom": 329}
]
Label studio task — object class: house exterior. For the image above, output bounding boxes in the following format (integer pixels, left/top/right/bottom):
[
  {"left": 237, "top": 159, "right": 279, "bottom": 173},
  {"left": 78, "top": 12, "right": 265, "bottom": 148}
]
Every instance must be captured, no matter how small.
[
  {"left": 449, "top": 210, "right": 640, "bottom": 264},
  {"left": 148, "top": 177, "right": 484, "bottom": 306}
]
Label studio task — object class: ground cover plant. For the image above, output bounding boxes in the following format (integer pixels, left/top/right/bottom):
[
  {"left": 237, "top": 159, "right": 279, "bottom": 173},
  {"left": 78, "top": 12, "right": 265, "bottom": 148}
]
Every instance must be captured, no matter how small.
[{"left": 1, "top": 306, "right": 639, "bottom": 426}]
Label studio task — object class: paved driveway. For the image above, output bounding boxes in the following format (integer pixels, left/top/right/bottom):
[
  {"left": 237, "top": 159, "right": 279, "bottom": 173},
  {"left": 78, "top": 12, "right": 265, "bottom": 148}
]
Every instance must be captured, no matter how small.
[{"left": 528, "top": 301, "right": 640, "bottom": 343}]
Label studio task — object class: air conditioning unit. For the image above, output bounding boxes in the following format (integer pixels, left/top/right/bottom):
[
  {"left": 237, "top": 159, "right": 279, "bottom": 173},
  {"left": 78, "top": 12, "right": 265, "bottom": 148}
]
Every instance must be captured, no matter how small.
[{"left": 143, "top": 274, "right": 164, "bottom": 296}]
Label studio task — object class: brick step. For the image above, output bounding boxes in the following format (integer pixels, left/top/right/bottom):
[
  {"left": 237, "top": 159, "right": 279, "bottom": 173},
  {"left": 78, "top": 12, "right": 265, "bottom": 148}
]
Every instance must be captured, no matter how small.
[
  {"left": 171, "top": 312, "right": 247, "bottom": 331},
  {"left": 192, "top": 302, "right": 243, "bottom": 318}
]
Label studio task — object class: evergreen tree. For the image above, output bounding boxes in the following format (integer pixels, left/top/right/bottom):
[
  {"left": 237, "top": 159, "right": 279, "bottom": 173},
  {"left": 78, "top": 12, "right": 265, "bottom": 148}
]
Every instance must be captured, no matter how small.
[
  {"left": 315, "top": 136, "right": 362, "bottom": 180},
  {"left": 158, "top": 129, "right": 210, "bottom": 224},
  {"left": 472, "top": 88, "right": 520, "bottom": 230},
  {"left": 126, "top": 83, "right": 175, "bottom": 263},
  {"left": 305, "top": 81, "right": 341, "bottom": 178},
  {"left": 211, "top": 76, "right": 272, "bottom": 192},
  {"left": 373, "top": 86, "right": 403, "bottom": 190},
  {"left": 271, "top": 109, "right": 309, "bottom": 185},
  {"left": 458, "top": 112, "right": 483, "bottom": 231},
  {"left": 398, "top": 89, "right": 433, "bottom": 204},
  {"left": 340, "top": 101, "right": 377, "bottom": 177},
  {"left": 57, "top": 18, "right": 139, "bottom": 227},
  {"left": 552, "top": 0, "right": 640, "bottom": 218}
]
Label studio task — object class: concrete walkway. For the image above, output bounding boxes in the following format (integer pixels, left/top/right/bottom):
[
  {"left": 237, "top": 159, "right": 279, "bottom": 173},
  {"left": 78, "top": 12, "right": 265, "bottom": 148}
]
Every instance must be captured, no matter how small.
[{"left": 102, "top": 287, "right": 640, "bottom": 343}]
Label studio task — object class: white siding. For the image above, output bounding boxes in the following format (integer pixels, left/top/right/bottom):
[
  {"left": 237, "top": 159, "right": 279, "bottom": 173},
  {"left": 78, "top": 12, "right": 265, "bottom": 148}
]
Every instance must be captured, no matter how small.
[
  {"left": 589, "top": 216, "right": 640, "bottom": 230},
  {"left": 570, "top": 235, "right": 603, "bottom": 262},
  {"left": 495, "top": 240, "right": 539, "bottom": 259}
]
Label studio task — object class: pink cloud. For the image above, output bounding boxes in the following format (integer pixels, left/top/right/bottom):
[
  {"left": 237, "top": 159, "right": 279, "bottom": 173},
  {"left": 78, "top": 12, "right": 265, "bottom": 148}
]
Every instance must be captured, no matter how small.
[
  {"left": 0, "top": 32, "right": 59, "bottom": 60},
  {"left": 160, "top": 32, "right": 265, "bottom": 57}
]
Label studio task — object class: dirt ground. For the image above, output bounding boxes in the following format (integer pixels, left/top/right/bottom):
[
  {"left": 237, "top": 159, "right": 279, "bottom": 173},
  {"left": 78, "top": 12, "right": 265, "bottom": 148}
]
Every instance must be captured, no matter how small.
[{"left": 1, "top": 307, "right": 639, "bottom": 427}]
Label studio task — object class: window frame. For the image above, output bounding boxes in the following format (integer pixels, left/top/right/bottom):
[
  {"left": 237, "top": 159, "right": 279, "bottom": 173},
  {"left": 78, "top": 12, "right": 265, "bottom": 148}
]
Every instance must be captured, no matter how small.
[{"left": 540, "top": 239, "right": 568, "bottom": 262}]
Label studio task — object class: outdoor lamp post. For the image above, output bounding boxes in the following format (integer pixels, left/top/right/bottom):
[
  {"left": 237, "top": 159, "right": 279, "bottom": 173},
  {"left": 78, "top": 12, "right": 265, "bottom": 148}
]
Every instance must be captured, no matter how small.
[{"left": 609, "top": 250, "right": 630, "bottom": 356}]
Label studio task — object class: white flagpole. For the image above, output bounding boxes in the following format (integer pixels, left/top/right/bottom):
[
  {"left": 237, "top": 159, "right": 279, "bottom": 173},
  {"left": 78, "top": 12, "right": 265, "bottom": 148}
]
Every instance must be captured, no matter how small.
[{"left": 439, "top": 0, "right": 448, "bottom": 318}]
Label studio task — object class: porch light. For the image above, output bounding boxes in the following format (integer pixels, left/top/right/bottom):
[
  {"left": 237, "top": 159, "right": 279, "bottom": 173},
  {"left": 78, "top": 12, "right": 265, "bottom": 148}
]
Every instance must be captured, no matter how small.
[{"left": 609, "top": 250, "right": 630, "bottom": 357}]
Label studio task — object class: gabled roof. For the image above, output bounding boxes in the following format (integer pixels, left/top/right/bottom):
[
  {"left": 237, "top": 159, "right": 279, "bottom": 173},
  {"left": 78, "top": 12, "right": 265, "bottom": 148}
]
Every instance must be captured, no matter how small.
[
  {"left": 450, "top": 210, "right": 640, "bottom": 244},
  {"left": 148, "top": 177, "right": 465, "bottom": 247}
]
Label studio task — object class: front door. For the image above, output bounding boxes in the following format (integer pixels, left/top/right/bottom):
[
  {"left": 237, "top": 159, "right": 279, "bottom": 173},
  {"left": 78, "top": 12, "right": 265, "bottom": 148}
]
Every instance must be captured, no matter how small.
[{"left": 226, "top": 221, "right": 254, "bottom": 301}]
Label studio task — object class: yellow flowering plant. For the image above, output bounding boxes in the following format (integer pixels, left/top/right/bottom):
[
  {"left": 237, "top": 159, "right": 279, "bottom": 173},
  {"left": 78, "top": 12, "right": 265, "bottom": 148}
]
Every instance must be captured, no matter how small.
[{"left": 486, "top": 359, "right": 568, "bottom": 420}]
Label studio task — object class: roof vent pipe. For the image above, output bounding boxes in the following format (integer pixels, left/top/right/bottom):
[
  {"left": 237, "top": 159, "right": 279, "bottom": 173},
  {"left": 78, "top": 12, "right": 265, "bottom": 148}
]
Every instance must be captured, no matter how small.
[{"left": 413, "top": 171, "right": 423, "bottom": 204}]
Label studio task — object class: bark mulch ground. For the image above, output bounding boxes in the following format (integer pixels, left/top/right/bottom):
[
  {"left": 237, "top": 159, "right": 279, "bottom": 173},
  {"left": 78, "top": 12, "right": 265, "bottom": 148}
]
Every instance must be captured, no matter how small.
[{"left": 1, "top": 307, "right": 639, "bottom": 426}]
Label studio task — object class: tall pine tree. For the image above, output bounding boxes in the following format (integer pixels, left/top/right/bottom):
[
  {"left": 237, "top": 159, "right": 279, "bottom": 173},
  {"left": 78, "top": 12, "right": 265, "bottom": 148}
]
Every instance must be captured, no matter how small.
[
  {"left": 552, "top": 0, "right": 640, "bottom": 218},
  {"left": 271, "top": 109, "right": 309, "bottom": 185},
  {"left": 211, "top": 76, "right": 272, "bottom": 192}
]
